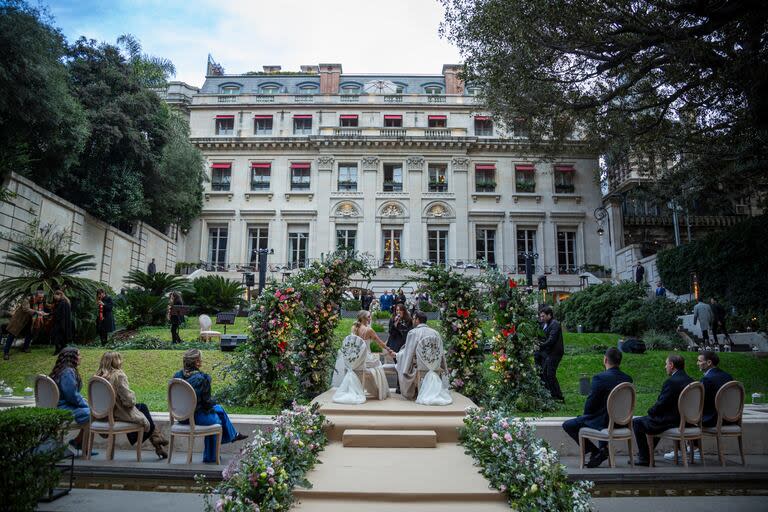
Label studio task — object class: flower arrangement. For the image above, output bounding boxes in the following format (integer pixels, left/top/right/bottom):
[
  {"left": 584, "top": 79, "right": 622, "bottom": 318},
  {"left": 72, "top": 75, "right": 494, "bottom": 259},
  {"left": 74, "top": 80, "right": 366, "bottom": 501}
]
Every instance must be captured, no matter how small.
[
  {"left": 204, "top": 403, "right": 328, "bottom": 512},
  {"left": 410, "top": 265, "right": 485, "bottom": 401},
  {"left": 460, "top": 408, "right": 593, "bottom": 512},
  {"left": 483, "top": 270, "right": 554, "bottom": 412}
]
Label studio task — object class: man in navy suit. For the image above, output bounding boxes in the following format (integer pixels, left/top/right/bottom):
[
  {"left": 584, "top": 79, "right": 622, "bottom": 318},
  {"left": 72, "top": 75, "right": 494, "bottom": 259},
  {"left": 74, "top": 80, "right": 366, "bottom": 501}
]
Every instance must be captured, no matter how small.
[
  {"left": 665, "top": 350, "right": 734, "bottom": 460},
  {"left": 562, "top": 347, "right": 633, "bottom": 467},
  {"left": 632, "top": 354, "right": 694, "bottom": 465},
  {"left": 537, "top": 306, "right": 564, "bottom": 400}
]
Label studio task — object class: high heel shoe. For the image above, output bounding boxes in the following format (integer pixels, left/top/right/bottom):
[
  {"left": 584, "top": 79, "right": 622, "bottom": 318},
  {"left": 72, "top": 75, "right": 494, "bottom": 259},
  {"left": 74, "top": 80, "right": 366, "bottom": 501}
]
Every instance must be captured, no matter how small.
[{"left": 155, "top": 445, "right": 168, "bottom": 459}]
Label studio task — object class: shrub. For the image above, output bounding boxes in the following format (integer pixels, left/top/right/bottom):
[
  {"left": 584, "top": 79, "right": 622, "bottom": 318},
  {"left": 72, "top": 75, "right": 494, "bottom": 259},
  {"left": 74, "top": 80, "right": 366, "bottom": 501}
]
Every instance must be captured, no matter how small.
[
  {"left": 371, "top": 322, "right": 384, "bottom": 333},
  {"left": 124, "top": 270, "right": 190, "bottom": 296},
  {"left": 373, "top": 310, "right": 391, "bottom": 320},
  {"left": 417, "top": 300, "right": 438, "bottom": 312},
  {"left": 610, "top": 297, "right": 686, "bottom": 336},
  {"left": 105, "top": 334, "right": 217, "bottom": 351},
  {"left": 0, "top": 407, "right": 73, "bottom": 512},
  {"left": 341, "top": 298, "right": 362, "bottom": 311},
  {"left": 183, "top": 275, "right": 244, "bottom": 314},
  {"left": 642, "top": 329, "right": 687, "bottom": 351},
  {"left": 114, "top": 289, "right": 167, "bottom": 329},
  {"left": 556, "top": 281, "right": 646, "bottom": 332}
]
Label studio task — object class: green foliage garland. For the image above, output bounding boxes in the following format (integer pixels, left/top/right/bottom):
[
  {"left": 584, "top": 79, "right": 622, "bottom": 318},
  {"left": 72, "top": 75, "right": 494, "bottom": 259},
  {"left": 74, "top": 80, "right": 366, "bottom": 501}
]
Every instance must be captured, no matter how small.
[
  {"left": 483, "top": 271, "right": 554, "bottom": 412},
  {"left": 411, "top": 265, "right": 485, "bottom": 402}
]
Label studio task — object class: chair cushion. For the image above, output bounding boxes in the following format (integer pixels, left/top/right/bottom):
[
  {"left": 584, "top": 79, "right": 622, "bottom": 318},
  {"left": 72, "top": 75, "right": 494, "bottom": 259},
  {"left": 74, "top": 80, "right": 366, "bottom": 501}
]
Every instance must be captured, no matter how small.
[
  {"left": 91, "top": 420, "right": 143, "bottom": 432},
  {"left": 703, "top": 425, "right": 742, "bottom": 434},
  {"left": 580, "top": 427, "right": 631, "bottom": 439},
  {"left": 659, "top": 427, "right": 702, "bottom": 438},
  {"left": 171, "top": 423, "right": 222, "bottom": 434},
  {"left": 200, "top": 331, "right": 221, "bottom": 336}
]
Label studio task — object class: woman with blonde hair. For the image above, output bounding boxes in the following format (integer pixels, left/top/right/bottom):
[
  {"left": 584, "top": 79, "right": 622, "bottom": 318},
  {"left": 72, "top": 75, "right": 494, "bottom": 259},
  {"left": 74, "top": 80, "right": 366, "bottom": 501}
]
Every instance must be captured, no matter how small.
[
  {"left": 172, "top": 349, "right": 247, "bottom": 463},
  {"left": 95, "top": 351, "right": 169, "bottom": 458},
  {"left": 352, "top": 310, "right": 395, "bottom": 358}
]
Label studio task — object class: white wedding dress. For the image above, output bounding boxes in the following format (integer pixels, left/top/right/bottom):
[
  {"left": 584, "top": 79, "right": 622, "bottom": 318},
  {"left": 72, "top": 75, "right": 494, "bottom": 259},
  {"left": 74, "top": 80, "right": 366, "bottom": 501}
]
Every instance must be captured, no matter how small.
[{"left": 332, "top": 334, "right": 389, "bottom": 404}]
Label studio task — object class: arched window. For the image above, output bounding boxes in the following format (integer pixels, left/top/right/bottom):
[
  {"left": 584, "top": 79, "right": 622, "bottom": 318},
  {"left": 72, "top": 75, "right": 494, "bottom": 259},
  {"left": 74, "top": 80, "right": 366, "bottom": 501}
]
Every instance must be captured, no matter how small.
[
  {"left": 424, "top": 85, "right": 443, "bottom": 95},
  {"left": 260, "top": 84, "right": 281, "bottom": 94},
  {"left": 220, "top": 85, "right": 241, "bottom": 95},
  {"left": 341, "top": 84, "right": 361, "bottom": 95},
  {"left": 298, "top": 84, "right": 318, "bottom": 95}
]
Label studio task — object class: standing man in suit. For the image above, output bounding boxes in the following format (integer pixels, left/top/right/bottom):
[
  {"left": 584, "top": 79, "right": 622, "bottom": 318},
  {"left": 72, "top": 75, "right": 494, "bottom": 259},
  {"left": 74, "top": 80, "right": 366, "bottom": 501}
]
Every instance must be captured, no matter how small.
[
  {"left": 664, "top": 350, "right": 734, "bottom": 461},
  {"left": 96, "top": 288, "right": 116, "bottom": 345},
  {"left": 634, "top": 262, "right": 645, "bottom": 284},
  {"left": 562, "top": 347, "right": 633, "bottom": 467},
  {"left": 709, "top": 297, "right": 733, "bottom": 348},
  {"left": 537, "top": 306, "right": 564, "bottom": 401},
  {"left": 632, "top": 354, "right": 694, "bottom": 465},
  {"left": 147, "top": 258, "right": 157, "bottom": 275},
  {"left": 693, "top": 296, "right": 714, "bottom": 346}
]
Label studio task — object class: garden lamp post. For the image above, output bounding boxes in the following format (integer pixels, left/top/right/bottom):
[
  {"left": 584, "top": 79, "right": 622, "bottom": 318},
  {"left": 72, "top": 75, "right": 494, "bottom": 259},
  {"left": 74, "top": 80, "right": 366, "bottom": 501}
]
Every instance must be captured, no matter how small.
[{"left": 521, "top": 251, "right": 538, "bottom": 287}]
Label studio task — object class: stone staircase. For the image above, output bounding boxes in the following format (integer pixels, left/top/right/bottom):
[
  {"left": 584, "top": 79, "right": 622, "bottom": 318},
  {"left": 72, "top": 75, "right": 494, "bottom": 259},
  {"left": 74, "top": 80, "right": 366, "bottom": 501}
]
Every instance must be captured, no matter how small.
[{"left": 292, "top": 389, "right": 508, "bottom": 511}]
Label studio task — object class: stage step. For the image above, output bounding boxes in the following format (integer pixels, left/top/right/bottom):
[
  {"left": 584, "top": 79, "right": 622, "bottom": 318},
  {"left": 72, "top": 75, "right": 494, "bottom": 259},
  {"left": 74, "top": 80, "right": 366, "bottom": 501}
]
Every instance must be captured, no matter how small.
[{"left": 342, "top": 429, "right": 437, "bottom": 448}]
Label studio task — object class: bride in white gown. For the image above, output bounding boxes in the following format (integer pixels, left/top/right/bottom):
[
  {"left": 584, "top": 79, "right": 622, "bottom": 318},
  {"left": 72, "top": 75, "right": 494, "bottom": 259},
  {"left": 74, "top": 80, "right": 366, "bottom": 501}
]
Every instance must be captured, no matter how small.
[{"left": 332, "top": 311, "right": 394, "bottom": 402}]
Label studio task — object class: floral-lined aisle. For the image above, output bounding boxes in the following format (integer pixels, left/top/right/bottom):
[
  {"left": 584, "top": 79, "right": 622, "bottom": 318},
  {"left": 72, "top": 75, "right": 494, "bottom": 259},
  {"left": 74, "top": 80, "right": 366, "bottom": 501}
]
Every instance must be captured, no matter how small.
[
  {"left": 484, "top": 270, "right": 555, "bottom": 412},
  {"left": 460, "top": 408, "right": 593, "bottom": 511},
  {"left": 412, "top": 265, "right": 485, "bottom": 402},
  {"left": 203, "top": 403, "right": 328, "bottom": 512},
  {"left": 289, "top": 254, "right": 374, "bottom": 399}
]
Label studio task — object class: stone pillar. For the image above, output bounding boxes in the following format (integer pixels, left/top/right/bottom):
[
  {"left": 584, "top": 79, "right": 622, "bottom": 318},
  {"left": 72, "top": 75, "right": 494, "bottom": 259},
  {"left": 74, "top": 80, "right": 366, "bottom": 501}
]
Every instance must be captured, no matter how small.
[
  {"left": 361, "top": 156, "right": 379, "bottom": 260},
  {"left": 451, "top": 157, "right": 470, "bottom": 260},
  {"left": 407, "top": 156, "right": 425, "bottom": 263},
  {"left": 316, "top": 156, "right": 335, "bottom": 254}
]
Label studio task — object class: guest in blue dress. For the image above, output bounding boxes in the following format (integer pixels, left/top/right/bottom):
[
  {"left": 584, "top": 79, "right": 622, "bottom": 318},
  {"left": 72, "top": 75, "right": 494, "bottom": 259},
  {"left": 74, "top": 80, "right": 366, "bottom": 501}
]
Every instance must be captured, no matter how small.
[
  {"left": 173, "top": 349, "right": 247, "bottom": 463},
  {"left": 50, "top": 347, "right": 90, "bottom": 450}
]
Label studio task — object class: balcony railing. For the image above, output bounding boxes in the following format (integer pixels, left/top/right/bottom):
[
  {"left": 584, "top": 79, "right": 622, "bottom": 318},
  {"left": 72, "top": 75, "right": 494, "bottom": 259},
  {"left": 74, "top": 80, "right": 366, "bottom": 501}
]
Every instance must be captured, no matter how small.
[
  {"left": 337, "top": 181, "right": 358, "bottom": 191},
  {"left": 555, "top": 184, "right": 575, "bottom": 194},
  {"left": 290, "top": 181, "right": 311, "bottom": 190},
  {"left": 218, "top": 95, "right": 236, "bottom": 103},
  {"left": 427, "top": 95, "right": 447, "bottom": 103},
  {"left": 425, "top": 129, "right": 451, "bottom": 138},
  {"left": 379, "top": 128, "right": 406, "bottom": 137},
  {"left": 383, "top": 181, "right": 403, "bottom": 192},
  {"left": 195, "top": 93, "right": 482, "bottom": 107},
  {"left": 251, "top": 182, "right": 270, "bottom": 190},
  {"left": 384, "top": 95, "right": 403, "bottom": 103},
  {"left": 475, "top": 182, "right": 496, "bottom": 192},
  {"left": 428, "top": 182, "right": 448, "bottom": 192},
  {"left": 294, "top": 95, "right": 314, "bottom": 103},
  {"left": 516, "top": 181, "right": 536, "bottom": 193},
  {"left": 211, "top": 182, "right": 231, "bottom": 191},
  {"left": 334, "top": 128, "right": 362, "bottom": 137},
  {"left": 254, "top": 95, "right": 275, "bottom": 103},
  {"left": 340, "top": 95, "right": 359, "bottom": 103}
]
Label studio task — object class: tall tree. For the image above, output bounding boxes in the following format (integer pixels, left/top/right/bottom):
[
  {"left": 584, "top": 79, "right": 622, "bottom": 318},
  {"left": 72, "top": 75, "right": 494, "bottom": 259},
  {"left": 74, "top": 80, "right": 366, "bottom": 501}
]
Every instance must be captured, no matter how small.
[
  {"left": 440, "top": 0, "right": 768, "bottom": 206},
  {"left": 116, "top": 33, "right": 176, "bottom": 89},
  {"left": 0, "top": 0, "right": 87, "bottom": 186}
]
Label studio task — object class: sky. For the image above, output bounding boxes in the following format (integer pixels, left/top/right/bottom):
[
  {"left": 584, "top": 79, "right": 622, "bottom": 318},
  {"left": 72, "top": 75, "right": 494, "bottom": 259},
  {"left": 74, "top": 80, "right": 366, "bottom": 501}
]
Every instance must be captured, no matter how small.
[{"left": 44, "top": 0, "right": 463, "bottom": 87}]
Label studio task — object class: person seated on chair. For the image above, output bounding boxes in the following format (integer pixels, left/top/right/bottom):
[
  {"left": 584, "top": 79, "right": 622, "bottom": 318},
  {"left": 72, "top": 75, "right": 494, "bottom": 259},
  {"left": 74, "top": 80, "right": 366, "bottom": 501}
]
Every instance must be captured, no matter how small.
[
  {"left": 95, "top": 351, "right": 169, "bottom": 459},
  {"left": 632, "top": 354, "right": 693, "bottom": 466},
  {"left": 50, "top": 347, "right": 91, "bottom": 454},
  {"left": 562, "top": 347, "right": 633, "bottom": 468},
  {"left": 173, "top": 349, "right": 248, "bottom": 463},
  {"left": 352, "top": 310, "right": 396, "bottom": 358},
  {"left": 664, "top": 350, "right": 734, "bottom": 461},
  {"left": 396, "top": 311, "right": 447, "bottom": 400}
]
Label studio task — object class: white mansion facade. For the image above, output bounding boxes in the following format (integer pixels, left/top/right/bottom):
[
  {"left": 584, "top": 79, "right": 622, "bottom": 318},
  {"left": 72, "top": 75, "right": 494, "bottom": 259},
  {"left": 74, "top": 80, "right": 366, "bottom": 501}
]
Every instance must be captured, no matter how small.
[{"left": 178, "top": 63, "right": 607, "bottom": 294}]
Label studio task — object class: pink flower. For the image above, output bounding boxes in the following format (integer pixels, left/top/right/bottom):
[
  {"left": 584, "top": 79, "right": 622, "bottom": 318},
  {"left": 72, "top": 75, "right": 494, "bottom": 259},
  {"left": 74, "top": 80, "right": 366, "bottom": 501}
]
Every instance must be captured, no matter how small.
[
  {"left": 492, "top": 432, "right": 499, "bottom": 440},
  {"left": 504, "top": 432, "right": 513, "bottom": 443}
]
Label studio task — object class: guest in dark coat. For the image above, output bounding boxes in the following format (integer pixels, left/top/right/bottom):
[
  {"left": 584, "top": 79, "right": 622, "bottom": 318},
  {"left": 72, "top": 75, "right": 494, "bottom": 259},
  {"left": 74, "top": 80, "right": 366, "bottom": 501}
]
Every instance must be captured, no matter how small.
[
  {"left": 709, "top": 298, "right": 733, "bottom": 347},
  {"left": 168, "top": 292, "right": 184, "bottom": 344},
  {"left": 96, "top": 288, "right": 116, "bottom": 346},
  {"left": 361, "top": 290, "right": 373, "bottom": 311},
  {"left": 173, "top": 349, "right": 247, "bottom": 463},
  {"left": 697, "top": 351, "right": 734, "bottom": 427},
  {"left": 387, "top": 304, "right": 412, "bottom": 353},
  {"left": 537, "top": 306, "right": 564, "bottom": 400},
  {"left": 632, "top": 354, "right": 694, "bottom": 465},
  {"left": 562, "top": 348, "right": 633, "bottom": 467},
  {"left": 51, "top": 290, "right": 74, "bottom": 355}
]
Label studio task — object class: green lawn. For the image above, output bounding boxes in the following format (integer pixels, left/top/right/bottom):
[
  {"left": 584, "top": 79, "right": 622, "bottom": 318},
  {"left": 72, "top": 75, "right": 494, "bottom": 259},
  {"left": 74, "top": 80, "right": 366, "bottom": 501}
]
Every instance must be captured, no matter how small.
[
  {"left": 2, "top": 325, "right": 766, "bottom": 418},
  {"left": 135, "top": 315, "right": 251, "bottom": 341}
]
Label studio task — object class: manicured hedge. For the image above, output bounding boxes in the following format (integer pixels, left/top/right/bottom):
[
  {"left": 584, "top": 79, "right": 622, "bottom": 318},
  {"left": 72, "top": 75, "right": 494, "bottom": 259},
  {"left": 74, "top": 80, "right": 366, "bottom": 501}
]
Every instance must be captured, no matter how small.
[{"left": 0, "top": 407, "right": 73, "bottom": 511}]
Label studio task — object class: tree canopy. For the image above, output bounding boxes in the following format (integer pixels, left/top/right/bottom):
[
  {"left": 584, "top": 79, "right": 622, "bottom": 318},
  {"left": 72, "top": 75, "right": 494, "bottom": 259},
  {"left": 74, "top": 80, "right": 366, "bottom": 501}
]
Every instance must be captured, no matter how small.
[
  {"left": 0, "top": 1, "right": 204, "bottom": 233},
  {"left": 440, "top": 0, "right": 768, "bottom": 206}
]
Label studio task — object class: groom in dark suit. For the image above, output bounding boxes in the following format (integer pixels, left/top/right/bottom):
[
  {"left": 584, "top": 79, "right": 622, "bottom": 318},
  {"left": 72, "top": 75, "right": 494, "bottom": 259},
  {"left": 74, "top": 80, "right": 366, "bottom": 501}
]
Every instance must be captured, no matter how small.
[
  {"left": 562, "top": 347, "right": 633, "bottom": 467},
  {"left": 632, "top": 354, "right": 693, "bottom": 465}
]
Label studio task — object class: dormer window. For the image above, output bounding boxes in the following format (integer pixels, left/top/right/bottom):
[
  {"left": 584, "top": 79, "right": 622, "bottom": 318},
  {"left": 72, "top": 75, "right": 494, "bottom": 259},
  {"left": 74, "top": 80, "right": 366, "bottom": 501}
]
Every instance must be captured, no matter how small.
[
  {"left": 394, "top": 84, "right": 406, "bottom": 94},
  {"left": 466, "top": 87, "right": 481, "bottom": 96},
  {"left": 341, "top": 85, "right": 361, "bottom": 95},
  {"left": 424, "top": 86, "right": 443, "bottom": 95},
  {"left": 260, "top": 85, "right": 280, "bottom": 94},
  {"left": 299, "top": 85, "right": 318, "bottom": 95},
  {"left": 220, "top": 85, "right": 240, "bottom": 95}
]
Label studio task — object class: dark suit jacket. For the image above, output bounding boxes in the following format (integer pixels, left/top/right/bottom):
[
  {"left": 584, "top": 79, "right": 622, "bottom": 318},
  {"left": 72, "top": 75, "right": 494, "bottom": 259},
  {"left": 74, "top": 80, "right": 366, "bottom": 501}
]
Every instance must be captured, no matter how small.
[
  {"left": 97, "top": 296, "right": 116, "bottom": 333},
  {"left": 581, "top": 367, "right": 634, "bottom": 430},
  {"left": 701, "top": 367, "right": 733, "bottom": 426},
  {"left": 647, "top": 370, "right": 694, "bottom": 426},
  {"left": 540, "top": 319, "right": 564, "bottom": 358}
]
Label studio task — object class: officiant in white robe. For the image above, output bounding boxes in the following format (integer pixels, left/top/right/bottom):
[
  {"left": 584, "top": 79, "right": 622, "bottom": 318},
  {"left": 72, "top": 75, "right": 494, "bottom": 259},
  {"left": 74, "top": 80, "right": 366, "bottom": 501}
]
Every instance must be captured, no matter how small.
[{"left": 396, "top": 311, "right": 449, "bottom": 400}]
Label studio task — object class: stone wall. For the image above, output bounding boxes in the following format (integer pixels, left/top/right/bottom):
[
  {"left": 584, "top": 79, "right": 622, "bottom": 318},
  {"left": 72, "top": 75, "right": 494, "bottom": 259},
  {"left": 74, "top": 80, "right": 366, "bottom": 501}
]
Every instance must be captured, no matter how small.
[{"left": 0, "top": 172, "right": 181, "bottom": 291}]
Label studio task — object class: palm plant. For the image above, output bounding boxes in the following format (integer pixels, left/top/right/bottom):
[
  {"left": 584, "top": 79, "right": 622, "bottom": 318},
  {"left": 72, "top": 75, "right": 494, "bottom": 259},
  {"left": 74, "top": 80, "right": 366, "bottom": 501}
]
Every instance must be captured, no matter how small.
[
  {"left": 115, "top": 289, "right": 168, "bottom": 329},
  {"left": 0, "top": 246, "right": 99, "bottom": 305},
  {"left": 183, "top": 275, "right": 244, "bottom": 314},
  {"left": 124, "top": 270, "right": 189, "bottom": 296}
]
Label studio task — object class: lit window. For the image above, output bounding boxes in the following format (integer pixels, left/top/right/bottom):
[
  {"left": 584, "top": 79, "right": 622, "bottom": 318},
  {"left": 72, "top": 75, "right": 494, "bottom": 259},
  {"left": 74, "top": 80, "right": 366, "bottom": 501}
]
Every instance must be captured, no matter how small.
[
  {"left": 382, "top": 229, "right": 401, "bottom": 265},
  {"left": 428, "top": 164, "right": 447, "bottom": 192}
]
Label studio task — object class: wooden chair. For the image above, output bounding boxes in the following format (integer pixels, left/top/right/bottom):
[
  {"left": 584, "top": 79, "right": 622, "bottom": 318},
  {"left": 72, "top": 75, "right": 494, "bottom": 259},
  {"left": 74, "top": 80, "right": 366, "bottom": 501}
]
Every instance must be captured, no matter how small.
[
  {"left": 86, "top": 376, "right": 144, "bottom": 461},
  {"left": 649, "top": 381, "right": 705, "bottom": 467},
  {"left": 578, "top": 382, "right": 637, "bottom": 468},
  {"left": 198, "top": 314, "right": 222, "bottom": 342},
  {"left": 167, "top": 378, "right": 222, "bottom": 464},
  {"left": 35, "top": 374, "right": 90, "bottom": 456},
  {"left": 703, "top": 381, "right": 746, "bottom": 466}
]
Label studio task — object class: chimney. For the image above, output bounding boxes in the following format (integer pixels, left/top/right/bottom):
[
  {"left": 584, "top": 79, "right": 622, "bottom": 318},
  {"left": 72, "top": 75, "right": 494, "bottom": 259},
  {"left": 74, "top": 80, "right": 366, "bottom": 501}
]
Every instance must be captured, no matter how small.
[
  {"left": 319, "top": 63, "right": 342, "bottom": 94},
  {"left": 263, "top": 65, "right": 281, "bottom": 73},
  {"left": 442, "top": 64, "right": 464, "bottom": 95}
]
